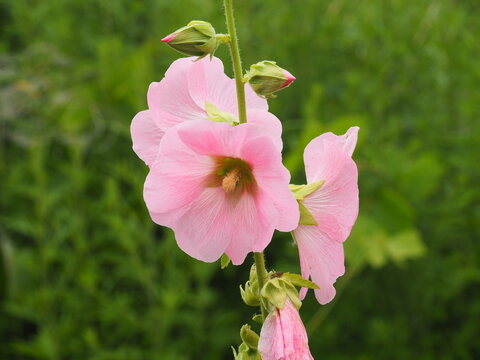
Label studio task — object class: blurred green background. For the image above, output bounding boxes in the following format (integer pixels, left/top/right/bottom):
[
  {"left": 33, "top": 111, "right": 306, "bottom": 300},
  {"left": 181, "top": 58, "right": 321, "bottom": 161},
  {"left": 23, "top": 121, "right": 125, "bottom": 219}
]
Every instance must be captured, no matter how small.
[{"left": 1, "top": 0, "right": 479, "bottom": 359}]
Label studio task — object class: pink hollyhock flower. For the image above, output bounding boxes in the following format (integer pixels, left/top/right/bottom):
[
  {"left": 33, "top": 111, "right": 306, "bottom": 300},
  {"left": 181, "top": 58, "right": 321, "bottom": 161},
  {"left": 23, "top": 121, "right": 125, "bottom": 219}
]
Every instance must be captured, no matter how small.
[
  {"left": 143, "top": 120, "right": 299, "bottom": 265},
  {"left": 258, "top": 299, "right": 314, "bottom": 360},
  {"left": 293, "top": 127, "right": 359, "bottom": 305},
  {"left": 147, "top": 56, "right": 268, "bottom": 131},
  {"left": 131, "top": 56, "right": 283, "bottom": 166}
]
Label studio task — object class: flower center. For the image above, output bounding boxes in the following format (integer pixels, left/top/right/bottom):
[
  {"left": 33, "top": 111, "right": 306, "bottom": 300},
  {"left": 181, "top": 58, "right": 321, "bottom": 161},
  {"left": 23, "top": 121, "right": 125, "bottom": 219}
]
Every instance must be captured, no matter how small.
[
  {"left": 222, "top": 167, "right": 242, "bottom": 193},
  {"left": 207, "top": 157, "right": 256, "bottom": 196}
]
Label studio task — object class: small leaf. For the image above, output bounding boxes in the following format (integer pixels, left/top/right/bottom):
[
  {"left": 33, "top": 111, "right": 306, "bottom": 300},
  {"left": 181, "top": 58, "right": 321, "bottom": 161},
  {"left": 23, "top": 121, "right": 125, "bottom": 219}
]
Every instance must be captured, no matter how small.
[
  {"left": 221, "top": 253, "right": 231, "bottom": 269},
  {"left": 298, "top": 201, "right": 317, "bottom": 225},
  {"left": 282, "top": 273, "right": 320, "bottom": 289}
]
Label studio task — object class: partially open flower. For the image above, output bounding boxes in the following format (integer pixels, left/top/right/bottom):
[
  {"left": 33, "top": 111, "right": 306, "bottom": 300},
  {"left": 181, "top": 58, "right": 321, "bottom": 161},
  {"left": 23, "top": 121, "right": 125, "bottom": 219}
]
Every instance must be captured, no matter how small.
[
  {"left": 245, "top": 61, "right": 296, "bottom": 98},
  {"left": 258, "top": 299, "right": 314, "bottom": 360},
  {"left": 292, "top": 127, "right": 359, "bottom": 305},
  {"left": 161, "top": 20, "right": 218, "bottom": 58},
  {"left": 143, "top": 120, "right": 299, "bottom": 265}
]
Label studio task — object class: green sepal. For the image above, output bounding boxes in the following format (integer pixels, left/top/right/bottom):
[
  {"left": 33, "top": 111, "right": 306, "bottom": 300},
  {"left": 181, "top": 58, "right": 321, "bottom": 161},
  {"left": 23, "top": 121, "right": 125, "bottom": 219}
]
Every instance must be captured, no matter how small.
[
  {"left": 298, "top": 201, "right": 317, "bottom": 225},
  {"left": 281, "top": 272, "right": 320, "bottom": 289},
  {"left": 240, "top": 324, "right": 259, "bottom": 350},
  {"left": 260, "top": 278, "right": 287, "bottom": 311},
  {"left": 260, "top": 277, "right": 303, "bottom": 311},
  {"left": 252, "top": 314, "right": 263, "bottom": 324},
  {"left": 289, "top": 181, "right": 325, "bottom": 200},
  {"left": 205, "top": 102, "right": 239, "bottom": 125},
  {"left": 240, "top": 281, "right": 260, "bottom": 307},
  {"left": 220, "top": 253, "right": 231, "bottom": 269}
]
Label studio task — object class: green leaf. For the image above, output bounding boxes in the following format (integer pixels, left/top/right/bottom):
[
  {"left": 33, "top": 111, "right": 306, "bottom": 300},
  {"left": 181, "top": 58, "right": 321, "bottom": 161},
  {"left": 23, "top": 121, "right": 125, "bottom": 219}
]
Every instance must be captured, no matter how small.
[{"left": 282, "top": 272, "right": 320, "bottom": 289}]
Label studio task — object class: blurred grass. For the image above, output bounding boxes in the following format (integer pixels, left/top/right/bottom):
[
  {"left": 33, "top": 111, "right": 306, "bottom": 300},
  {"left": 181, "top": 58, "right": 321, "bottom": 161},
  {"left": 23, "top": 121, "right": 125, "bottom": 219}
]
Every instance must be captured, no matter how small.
[{"left": 1, "top": 0, "right": 479, "bottom": 359}]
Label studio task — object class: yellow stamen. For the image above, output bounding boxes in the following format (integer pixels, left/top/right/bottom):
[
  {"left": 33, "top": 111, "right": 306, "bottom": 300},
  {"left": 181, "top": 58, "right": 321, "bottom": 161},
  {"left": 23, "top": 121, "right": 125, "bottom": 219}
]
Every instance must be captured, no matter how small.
[{"left": 222, "top": 168, "right": 242, "bottom": 193}]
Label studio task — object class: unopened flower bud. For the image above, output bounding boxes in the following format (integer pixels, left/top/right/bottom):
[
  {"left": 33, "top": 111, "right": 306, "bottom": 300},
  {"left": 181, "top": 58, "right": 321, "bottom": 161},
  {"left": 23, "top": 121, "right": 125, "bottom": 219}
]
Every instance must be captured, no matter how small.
[
  {"left": 240, "top": 280, "right": 260, "bottom": 307},
  {"left": 161, "top": 20, "right": 218, "bottom": 58},
  {"left": 244, "top": 61, "right": 296, "bottom": 98},
  {"left": 240, "top": 324, "right": 260, "bottom": 350}
]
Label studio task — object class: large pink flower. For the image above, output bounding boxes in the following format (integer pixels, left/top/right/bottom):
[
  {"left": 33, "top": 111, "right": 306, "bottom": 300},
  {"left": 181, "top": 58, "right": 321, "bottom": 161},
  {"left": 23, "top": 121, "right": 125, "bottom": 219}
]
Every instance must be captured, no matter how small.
[
  {"left": 147, "top": 56, "right": 268, "bottom": 131},
  {"left": 131, "top": 56, "right": 283, "bottom": 166},
  {"left": 293, "top": 127, "right": 359, "bottom": 305},
  {"left": 143, "top": 120, "right": 299, "bottom": 265},
  {"left": 258, "top": 299, "right": 314, "bottom": 360}
]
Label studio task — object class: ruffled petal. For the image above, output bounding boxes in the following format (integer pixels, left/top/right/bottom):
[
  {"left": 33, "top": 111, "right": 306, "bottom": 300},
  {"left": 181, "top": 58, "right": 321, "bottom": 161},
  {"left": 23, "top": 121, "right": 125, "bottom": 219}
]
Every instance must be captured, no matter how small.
[
  {"left": 304, "top": 127, "right": 359, "bottom": 182},
  {"left": 247, "top": 109, "right": 283, "bottom": 151},
  {"left": 241, "top": 136, "right": 299, "bottom": 232},
  {"left": 259, "top": 299, "right": 314, "bottom": 360},
  {"left": 130, "top": 110, "right": 164, "bottom": 166},
  {"left": 143, "top": 124, "right": 215, "bottom": 215},
  {"left": 294, "top": 222, "right": 345, "bottom": 305},
  {"left": 303, "top": 140, "right": 359, "bottom": 242},
  {"left": 147, "top": 57, "right": 206, "bottom": 130},
  {"left": 173, "top": 187, "right": 275, "bottom": 264}
]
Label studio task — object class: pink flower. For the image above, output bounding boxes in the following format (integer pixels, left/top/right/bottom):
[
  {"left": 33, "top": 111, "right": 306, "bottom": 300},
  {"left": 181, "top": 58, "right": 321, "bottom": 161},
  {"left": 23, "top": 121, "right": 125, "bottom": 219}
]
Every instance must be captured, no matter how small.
[
  {"left": 293, "top": 127, "right": 359, "bottom": 305},
  {"left": 147, "top": 56, "right": 268, "bottom": 131},
  {"left": 143, "top": 120, "right": 299, "bottom": 265},
  {"left": 258, "top": 299, "right": 314, "bottom": 360},
  {"left": 131, "top": 56, "right": 283, "bottom": 166}
]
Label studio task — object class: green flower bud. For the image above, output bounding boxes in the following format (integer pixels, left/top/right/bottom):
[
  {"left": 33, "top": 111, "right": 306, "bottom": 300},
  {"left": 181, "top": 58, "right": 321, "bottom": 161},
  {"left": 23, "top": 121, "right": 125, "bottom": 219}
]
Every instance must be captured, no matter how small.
[
  {"left": 240, "top": 280, "right": 260, "bottom": 307},
  {"left": 244, "top": 60, "right": 296, "bottom": 98},
  {"left": 260, "top": 276, "right": 303, "bottom": 312},
  {"left": 240, "top": 324, "right": 259, "bottom": 350},
  {"left": 161, "top": 20, "right": 219, "bottom": 58}
]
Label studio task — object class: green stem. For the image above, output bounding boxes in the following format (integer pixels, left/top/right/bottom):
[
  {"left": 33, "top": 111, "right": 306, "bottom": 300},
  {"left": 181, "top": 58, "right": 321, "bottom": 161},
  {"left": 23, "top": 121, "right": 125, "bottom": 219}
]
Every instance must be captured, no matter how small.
[
  {"left": 254, "top": 252, "right": 269, "bottom": 320},
  {"left": 223, "top": 0, "right": 247, "bottom": 124}
]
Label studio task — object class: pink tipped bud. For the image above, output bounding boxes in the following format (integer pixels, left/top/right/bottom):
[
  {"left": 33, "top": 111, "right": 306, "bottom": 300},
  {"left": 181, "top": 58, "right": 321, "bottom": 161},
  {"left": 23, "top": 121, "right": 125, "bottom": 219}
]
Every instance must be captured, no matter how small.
[
  {"left": 245, "top": 61, "right": 296, "bottom": 98},
  {"left": 281, "top": 70, "right": 296, "bottom": 88},
  {"left": 161, "top": 20, "right": 218, "bottom": 58},
  {"left": 161, "top": 33, "right": 177, "bottom": 43}
]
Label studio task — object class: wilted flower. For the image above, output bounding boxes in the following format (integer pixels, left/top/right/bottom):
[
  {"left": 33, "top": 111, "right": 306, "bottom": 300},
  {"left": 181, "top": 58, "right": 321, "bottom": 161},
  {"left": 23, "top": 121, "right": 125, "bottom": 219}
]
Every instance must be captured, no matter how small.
[
  {"left": 292, "top": 127, "right": 359, "bottom": 304},
  {"left": 143, "top": 120, "right": 299, "bottom": 265},
  {"left": 258, "top": 299, "right": 314, "bottom": 360}
]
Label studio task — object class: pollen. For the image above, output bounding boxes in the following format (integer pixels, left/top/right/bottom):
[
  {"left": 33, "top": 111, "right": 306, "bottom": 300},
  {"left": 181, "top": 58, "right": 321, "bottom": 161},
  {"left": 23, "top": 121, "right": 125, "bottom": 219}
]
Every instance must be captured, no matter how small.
[{"left": 222, "top": 168, "right": 242, "bottom": 193}]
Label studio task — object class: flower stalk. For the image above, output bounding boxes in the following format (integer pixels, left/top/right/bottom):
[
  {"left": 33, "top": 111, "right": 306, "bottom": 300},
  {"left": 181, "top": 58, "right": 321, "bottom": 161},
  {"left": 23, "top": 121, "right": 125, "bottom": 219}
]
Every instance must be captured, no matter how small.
[
  {"left": 223, "top": 0, "right": 247, "bottom": 124},
  {"left": 254, "top": 252, "right": 268, "bottom": 320}
]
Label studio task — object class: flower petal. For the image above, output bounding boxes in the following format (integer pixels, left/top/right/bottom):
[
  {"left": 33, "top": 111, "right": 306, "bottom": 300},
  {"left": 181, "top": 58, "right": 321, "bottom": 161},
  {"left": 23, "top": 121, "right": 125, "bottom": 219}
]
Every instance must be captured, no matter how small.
[
  {"left": 147, "top": 57, "right": 206, "bottom": 130},
  {"left": 187, "top": 56, "right": 267, "bottom": 117},
  {"left": 143, "top": 124, "right": 215, "bottom": 215},
  {"left": 130, "top": 110, "right": 164, "bottom": 166},
  {"left": 247, "top": 109, "right": 283, "bottom": 151},
  {"left": 241, "top": 136, "right": 299, "bottom": 232},
  {"left": 303, "top": 140, "right": 359, "bottom": 242},
  {"left": 294, "top": 223, "right": 345, "bottom": 305},
  {"left": 173, "top": 187, "right": 275, "bottom": 264},
  {"left": 304, "top": 127, "right": 359, "bottom": 183},
  {"left": 259, "top": 299, "right": 314, "bottom": 360}
]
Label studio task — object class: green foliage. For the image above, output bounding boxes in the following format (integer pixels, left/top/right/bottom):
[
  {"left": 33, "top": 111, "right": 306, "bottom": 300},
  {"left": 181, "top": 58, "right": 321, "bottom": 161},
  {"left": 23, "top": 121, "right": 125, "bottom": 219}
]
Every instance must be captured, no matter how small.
[{"left": 1, "top": 0, "right": 479, "bottom": 359}]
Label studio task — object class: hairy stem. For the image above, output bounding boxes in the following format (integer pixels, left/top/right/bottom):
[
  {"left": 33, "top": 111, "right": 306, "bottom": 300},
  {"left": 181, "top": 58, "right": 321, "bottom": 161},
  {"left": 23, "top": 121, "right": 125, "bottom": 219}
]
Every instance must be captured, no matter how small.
[
  {"left": 223, "top": 0, "right": 247, "bottom": 124},
  {"left": 254, "top": 252, "right": 269, "bottom": 320}
]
